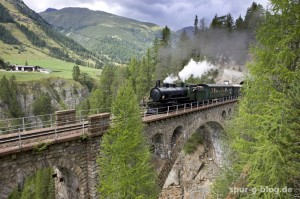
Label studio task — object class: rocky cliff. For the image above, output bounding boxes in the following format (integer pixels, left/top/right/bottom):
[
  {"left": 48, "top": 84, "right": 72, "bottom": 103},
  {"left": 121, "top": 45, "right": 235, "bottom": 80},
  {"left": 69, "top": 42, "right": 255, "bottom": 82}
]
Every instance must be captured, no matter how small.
[
  {"left": 0, "top": 78, "right": 89, "bottom": 120},
  {"left": 159, "top": 125, "right": 228, "bottom": 198}
]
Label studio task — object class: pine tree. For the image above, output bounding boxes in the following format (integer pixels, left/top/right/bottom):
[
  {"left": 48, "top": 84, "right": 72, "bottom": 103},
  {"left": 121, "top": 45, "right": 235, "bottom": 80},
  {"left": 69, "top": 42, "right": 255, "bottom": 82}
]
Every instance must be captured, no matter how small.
[
  {"left": 161, "top": 26, "right": 171, "bottom": 47},
  {"left": 194, "top": 15, "right": 199, "bottom": 36},
  {"left": 97, "top": 81, "right": 158, "bottom": 199},
  {"left": 221, "top": 1, "right": 300, "bottom": 198},
  {"left": 99, "top": 65, "right": 115, "bottom": 108},
  {"left": 32, "top": 93, "right": 53, "bottom": 116},
  {"left": 225, "top": 14, "right": 234, "bottom": 32},
  {"left": 128, "top": 57, "right": 139, "bottom": 92},
  {"left": 136, "top": 57, "right": 148, "bottom": 101},
  {"left": 0, "top": 76, "right": 23, "bottom": 119},
  {"left": 89, "top": 88, "right": 105, "bottom": 113},
  {"left": 244, "top": 2, "right": 264, "bottom": 32},
  {"left": 72, "top": 65, "right": 80, "bottom": 81},
  {"left": 235, "top": 15, "right": 245, "bottom": 30},
  {"left": 210, "top": 14, "right": 221, "bottom": 29}
]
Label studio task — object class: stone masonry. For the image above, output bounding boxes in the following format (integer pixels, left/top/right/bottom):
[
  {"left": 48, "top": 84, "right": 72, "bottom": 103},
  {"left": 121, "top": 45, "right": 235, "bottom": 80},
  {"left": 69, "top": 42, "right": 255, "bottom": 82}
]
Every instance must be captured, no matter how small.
[
  {"left": 0, "top": 113, "right": 110, "bottom": 199},
  {"left": 0, "top": 100, "right": 237, "bottom": 198},
  {"left": 144, "top": 100, "right": 237, "bottom": 187}
]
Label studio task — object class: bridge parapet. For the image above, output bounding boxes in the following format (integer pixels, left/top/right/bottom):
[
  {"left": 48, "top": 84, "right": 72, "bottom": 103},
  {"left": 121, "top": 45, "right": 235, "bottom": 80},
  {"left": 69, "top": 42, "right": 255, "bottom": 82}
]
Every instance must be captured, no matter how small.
[
  {"left": 0, "top": 113, "right": 111, "bottom": 157},
  {"left": 55, "top": 109, "right": 76, "bottom": 126},
  {"left": 0, "top": 113, "right": 113, "bottom": 198},
  {"left": 0, "top": 100, "right": 239, "bottom": 198},
  {"left": 88, "top": 113, "right": 110, "bottom": 135}
]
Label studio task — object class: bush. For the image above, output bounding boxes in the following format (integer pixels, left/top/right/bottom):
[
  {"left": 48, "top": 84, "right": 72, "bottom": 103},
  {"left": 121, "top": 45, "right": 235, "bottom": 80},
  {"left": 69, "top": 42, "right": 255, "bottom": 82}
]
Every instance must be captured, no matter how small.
[
  {"left": 32, "top": 93, "right": 53, "bottom": 116},
  {"left": 183, "top": 132, "right": 203, "bottom": 154}
]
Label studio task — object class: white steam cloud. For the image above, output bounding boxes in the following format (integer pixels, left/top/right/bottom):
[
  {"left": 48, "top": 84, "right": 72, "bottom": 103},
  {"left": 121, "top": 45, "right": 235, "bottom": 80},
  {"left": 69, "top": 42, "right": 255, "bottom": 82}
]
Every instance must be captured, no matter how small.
[
  {"left": 163, "top": 59, "right": 216, "bottom": 83},
  {"left": 163, "top": 74, "right": 178, "bottom": 84}
]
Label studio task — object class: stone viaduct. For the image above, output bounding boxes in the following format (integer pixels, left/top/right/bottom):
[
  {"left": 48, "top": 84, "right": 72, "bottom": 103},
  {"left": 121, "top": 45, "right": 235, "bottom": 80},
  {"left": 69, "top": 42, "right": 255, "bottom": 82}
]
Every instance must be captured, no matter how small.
[
  {"left": 0, "top": 100, "right": 238, "bottom": 198},
  {"left": 144, "top": 100, "right": 237, "bottom": 187}
]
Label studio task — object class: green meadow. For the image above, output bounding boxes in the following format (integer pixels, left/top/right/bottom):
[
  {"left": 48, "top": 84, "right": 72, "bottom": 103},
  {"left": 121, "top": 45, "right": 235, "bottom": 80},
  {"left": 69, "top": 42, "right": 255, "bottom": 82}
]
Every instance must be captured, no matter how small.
[{"left": 0, "top": 57, "right": 101, "bottom": 82}]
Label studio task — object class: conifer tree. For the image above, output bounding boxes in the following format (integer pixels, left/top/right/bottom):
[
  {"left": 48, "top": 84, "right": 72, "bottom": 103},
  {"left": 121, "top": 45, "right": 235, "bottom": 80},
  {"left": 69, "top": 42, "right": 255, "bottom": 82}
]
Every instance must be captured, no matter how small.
[
  {"left": 0, "top": 76, "right": 23, "bottom": 119},
  {"left": 72, "top": 65, "right": 80, "bottom": 81},
  {"left": 218, "top": 1, "right": 300, "bottom": 198},
  {"left": 194, "top": 15, "right": 199, "bottom": 36},
  {"left": 235, "top": 15, "right": 245, "bottom": 30},
  {"left": 89, "top": 88, "right": 105, "bottom": 113},
  {"left": 99, "top": 65, "right": 115, "bottom": 108},
  {"left": 32, "top": 92, "right": 53, "bottom": 116},
  {"left": 244, "top": 2, "right": 264, "bottom": 32},
  {"left": 161, "top": 26, "right": 171, "bottom": 47},
  {"left": 97, "top": 81, "right": 158, "bottom": 199},
  {"left": 128, "top": 57, "right": 139, "bottom": 92}
]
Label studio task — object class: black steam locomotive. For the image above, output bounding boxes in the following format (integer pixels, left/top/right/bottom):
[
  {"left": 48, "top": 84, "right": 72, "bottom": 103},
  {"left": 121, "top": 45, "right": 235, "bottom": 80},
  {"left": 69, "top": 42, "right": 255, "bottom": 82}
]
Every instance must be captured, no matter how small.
[{"left": 146, "top": 80, "right": 241, "bottom": 114}]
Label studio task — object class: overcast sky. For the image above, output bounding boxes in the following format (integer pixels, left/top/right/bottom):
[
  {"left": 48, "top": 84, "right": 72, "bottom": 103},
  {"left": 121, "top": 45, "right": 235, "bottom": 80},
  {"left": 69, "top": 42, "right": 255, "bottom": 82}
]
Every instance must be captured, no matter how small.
[{"left": 22, "top": 0, "right": 270, "bottom": 30}]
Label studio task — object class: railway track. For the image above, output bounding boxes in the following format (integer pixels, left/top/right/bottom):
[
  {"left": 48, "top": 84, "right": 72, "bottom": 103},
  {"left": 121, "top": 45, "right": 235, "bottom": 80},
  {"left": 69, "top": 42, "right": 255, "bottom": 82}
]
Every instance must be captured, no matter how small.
[{"left": 0, "top": 97, "right": 238, "bottom": 147}]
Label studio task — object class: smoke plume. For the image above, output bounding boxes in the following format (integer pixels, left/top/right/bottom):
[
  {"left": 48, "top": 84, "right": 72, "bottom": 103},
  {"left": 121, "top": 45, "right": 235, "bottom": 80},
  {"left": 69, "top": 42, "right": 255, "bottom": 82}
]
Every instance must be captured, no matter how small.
[
  {"left": 163, "top": 59, "right": 216, "bottom": 83},
  {"left": 178, "top": 59, "right": 215, "bottom": 81}
]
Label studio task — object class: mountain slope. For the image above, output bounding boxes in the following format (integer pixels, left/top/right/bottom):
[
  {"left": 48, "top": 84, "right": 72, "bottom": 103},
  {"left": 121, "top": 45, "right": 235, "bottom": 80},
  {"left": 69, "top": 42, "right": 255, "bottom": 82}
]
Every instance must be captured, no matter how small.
[
  {"left": 40, "top": 7, "right": 163, "bottom": 64},
  {"left": 0, "top": 0, "right": 103, "bottom": 70}
]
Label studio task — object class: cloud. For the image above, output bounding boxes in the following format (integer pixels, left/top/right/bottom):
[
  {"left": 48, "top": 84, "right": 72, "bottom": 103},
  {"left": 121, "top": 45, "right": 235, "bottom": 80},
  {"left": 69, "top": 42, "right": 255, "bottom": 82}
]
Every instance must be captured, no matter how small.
[{"left": 23, "top": 0, "right": 270, "bottom": 30}]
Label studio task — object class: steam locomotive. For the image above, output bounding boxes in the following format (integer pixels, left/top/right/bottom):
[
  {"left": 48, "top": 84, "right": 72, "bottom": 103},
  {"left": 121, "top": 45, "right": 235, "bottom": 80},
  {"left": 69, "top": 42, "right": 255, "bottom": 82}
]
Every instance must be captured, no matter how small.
[{"left": 146, "top": 80, "right": 241, "bottom": 114}]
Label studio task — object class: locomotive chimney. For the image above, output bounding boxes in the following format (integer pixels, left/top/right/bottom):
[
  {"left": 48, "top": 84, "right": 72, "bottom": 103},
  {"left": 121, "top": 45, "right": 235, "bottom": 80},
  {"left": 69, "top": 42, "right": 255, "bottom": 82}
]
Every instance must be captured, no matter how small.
[
  {"left": 163, "top": 83, "right": 169, "bottom": 88},
  {"left": 156, "top": 80, "right": 161, "bottom": 87}
]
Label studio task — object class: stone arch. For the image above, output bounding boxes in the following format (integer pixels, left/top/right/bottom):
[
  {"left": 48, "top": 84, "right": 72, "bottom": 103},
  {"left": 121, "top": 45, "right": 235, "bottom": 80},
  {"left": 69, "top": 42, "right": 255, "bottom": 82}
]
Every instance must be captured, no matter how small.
[
  {"left": 197, "top": 121, "right": 225, "bottom": 166},
  {"left": 151, "top": 133, "right": 164, "bottom": 157},
  {"left": 171, "top": 126, "right": 183, "bottom": 149},
  {"left": 221, "top": 110, "right": 226, "bottom": 119},
  {"left": 228, "top": 108, "right": 232, "bottom": 116},
  {"left": 6, "top": 158, "right": 86, "bottom": 199}
]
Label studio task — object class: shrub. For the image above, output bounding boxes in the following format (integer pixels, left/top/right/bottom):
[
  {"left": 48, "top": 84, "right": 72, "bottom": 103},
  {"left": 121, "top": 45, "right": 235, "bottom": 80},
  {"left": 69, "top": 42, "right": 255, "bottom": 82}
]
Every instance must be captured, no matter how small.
[{"left": 183, "top": 132, "right": 203, "bottom": 154}]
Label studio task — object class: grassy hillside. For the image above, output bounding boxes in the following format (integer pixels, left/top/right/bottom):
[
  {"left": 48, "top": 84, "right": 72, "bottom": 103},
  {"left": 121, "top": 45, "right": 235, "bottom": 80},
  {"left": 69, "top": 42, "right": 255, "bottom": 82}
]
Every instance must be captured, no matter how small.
[
  {"left": 40, "top": 7, "right": 162, "bottom": 64},
  {"left": 0, "top": 0, "right": 102, "bottom": 81}
]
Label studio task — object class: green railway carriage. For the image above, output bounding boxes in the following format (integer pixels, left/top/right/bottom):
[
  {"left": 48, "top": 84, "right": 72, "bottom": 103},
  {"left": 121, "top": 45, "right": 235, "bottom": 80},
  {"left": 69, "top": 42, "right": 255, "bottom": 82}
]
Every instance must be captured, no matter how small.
[
  {"left": 188, "top": 84, "right": 236, "bottom": 101},
  {"left": 232, "top": 84, "right": 242, "bottom": 96}
]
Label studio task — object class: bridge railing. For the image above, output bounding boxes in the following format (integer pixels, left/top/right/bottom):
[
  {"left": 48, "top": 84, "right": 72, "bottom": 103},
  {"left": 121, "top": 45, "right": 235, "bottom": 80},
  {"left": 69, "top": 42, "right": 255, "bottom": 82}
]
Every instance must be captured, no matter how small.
[
  {"left": 142, "top": 96, "right": 239, "bottom": 119},
  {"left": 0, "top": 107, "right": 111, "bottom": 135},
  {"left": 0, "top": 118, "right": 111, "bottom": 151},
  {"left": 0, "top": 96, "right": 239, "bottom": 135},
  {"left": 0, "top": 115, "right": 79, "bottom": 134}
]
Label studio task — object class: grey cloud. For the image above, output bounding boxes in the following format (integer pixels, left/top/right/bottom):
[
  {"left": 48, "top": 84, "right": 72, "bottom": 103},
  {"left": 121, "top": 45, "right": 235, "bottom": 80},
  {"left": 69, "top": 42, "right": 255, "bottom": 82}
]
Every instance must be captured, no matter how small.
[{"left": 23, "top": 0, "right": 270, "bottom": 30}]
